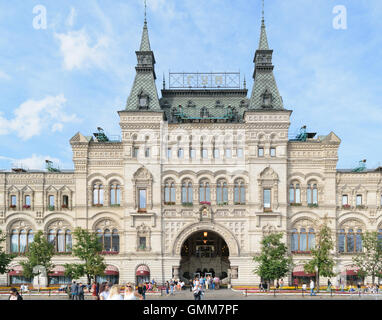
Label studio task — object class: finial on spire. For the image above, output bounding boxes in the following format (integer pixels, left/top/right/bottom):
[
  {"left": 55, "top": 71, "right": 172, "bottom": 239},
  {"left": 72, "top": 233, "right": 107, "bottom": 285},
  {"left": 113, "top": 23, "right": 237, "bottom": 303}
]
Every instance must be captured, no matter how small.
[
  {"left": 261, "top": 0, "right": 265, "bottom": 25},
  {"left": 163, "top": 73, "right": 166, "bottom": 89},
  {"left": 243, "top": 76, "right": 246, "bottom": 89},
  {"left": 144, "top": 0, "right": 147, "bottom": 24}
]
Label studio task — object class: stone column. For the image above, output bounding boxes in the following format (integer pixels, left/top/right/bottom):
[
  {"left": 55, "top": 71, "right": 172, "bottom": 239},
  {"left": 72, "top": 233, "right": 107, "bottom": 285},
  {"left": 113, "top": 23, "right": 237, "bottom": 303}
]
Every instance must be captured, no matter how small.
[{"left": 173, "top": 266, "right": 180, "bottom": 279}]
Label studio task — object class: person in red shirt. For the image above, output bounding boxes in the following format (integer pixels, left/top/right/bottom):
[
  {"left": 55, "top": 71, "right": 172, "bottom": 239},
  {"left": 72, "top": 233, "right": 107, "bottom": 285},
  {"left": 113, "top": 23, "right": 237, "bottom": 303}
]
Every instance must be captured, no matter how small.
[
  {"left": 91, "top": 281, "right": 98, "bottom": 300},
  {"left": 293, "top": 278, "right": 299, "bottom": 290}
]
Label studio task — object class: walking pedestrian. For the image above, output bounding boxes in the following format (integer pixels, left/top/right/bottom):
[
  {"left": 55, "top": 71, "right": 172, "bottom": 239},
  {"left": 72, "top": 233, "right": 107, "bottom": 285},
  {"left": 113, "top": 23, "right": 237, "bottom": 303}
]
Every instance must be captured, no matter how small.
[
  {"left": 310, "top": 279, "right": 316, "bottom": 296},
  {"left": 78, "top": 282, "right": 85, "bottom": 300},
  {"left": 327, "top": 279, "right": 332, "bottom": 292},
  {"left": 124, "top": 282, "right": 143, "bottom": 300},
  {"left": 189, "top": 279, "right": 193, "bottom": 292},
  {"left": 192, "top": 283, "right": 201, "bottom": 300},
  {"left": 91, "top": 281, "right": 98, "bottom": 300},
  {"left": 71, "top": 281, "right": 79, "bottom": 300},
  {"left": 280, "top": 279, "right": 284, "bottom": 290},
  {"left": 293, "top": 278, "right": 298, "bottom": 290},
  {"left": 165, "top": 281, "right": 170, "bottom": 295},
  {"left": 8, "top": 288, "right": 23, "bottom": 300}
]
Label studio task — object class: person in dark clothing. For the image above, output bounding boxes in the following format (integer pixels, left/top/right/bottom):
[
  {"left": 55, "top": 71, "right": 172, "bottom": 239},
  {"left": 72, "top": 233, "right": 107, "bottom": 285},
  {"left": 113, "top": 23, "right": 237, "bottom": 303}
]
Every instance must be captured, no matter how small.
[
  {"left": 138, "top": 283, "right": 147, "bottom": 300},
  {"left": 8, "top": 288, "right": 23, "bottom": 300},
  {"left": 71, "top": 281, "right": 79, "bottom": 300},
  {"left": 189, "top": 279, "right": 193, "bottom": 292},
  {"left": 78, "top": 282, "right": 85, "bottom": 300}
]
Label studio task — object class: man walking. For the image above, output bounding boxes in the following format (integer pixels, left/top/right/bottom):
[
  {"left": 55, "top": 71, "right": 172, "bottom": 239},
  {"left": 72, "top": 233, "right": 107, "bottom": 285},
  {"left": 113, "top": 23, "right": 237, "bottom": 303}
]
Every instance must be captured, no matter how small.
[
  {"left": 310, "top": 279, "right": 316, "bottom": 296},
  {"left": 78, "top": 282, "right": 85, "bottom": 300},
  {"left": 71, "top": 281, "right": 79, "bottom": 300}
]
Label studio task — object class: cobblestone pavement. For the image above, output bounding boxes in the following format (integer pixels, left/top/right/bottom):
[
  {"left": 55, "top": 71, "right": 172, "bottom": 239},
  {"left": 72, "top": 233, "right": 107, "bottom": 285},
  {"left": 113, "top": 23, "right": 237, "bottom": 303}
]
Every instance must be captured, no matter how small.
[{"left": 1, "top": 289, "right": 381, "bottom": 300}]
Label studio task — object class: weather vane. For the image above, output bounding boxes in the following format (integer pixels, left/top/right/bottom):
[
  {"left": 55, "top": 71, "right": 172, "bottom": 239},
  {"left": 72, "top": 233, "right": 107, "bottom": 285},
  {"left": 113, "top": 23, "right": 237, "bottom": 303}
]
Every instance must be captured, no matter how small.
[{"left": 262, "top": 0, "right": 265, "bottom": 22}]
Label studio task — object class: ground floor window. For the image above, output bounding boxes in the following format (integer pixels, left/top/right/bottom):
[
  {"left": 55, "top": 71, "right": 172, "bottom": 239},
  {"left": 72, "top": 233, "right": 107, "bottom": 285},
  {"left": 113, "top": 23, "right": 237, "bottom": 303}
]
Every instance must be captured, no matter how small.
[
  {"left": 346, "top": 275, "right": 364, "bottom": 286},
  {"left": 292, "top": 276, "right": 315, "bottom": 286},
  {"left": 96, "top": 275, "right": 119, "bottom": 285},
  {"left": 48, "top": 276, "right": 72, "bottom": 285},
  {"left": 10, "top": 276, "right": 31, "bottom": 284},
  {"left": 137, "top": 275, "right": 150, "bottom": 284}
]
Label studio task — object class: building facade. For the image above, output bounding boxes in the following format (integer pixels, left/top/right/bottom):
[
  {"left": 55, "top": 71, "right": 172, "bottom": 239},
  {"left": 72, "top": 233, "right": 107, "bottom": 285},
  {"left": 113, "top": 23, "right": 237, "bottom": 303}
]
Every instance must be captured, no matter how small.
[{"left": 1, "top": 14, "right": 382, "bottom": 287}]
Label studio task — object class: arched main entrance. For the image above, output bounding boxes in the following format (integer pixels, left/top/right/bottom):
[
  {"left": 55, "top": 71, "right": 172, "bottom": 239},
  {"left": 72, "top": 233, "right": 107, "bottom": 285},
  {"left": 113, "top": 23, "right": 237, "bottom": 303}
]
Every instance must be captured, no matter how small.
[{"left": 179, "top": 230, "right": 230, "bottom": 281}]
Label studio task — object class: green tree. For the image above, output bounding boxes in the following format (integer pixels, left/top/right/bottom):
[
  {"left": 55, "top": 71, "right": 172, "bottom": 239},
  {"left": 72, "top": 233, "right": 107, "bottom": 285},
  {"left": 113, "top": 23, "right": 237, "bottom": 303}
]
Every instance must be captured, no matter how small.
[
  {"left": 352, "top": 231, "right": 382, "bottom": 285},
  {"left": 304, "top": 222, "right": 335, "bottom": 292},
  {"left": 0, "top": 230, "right": 14, "bottom": 274},
  {"left": 20, "top": 231, "right": 55, "bottom": 288},
  {"left": 65, "top": 227, "right": 106, "bottom": 284},
  {"left": 253, "top": 233, "right": 292, "bottom": 288}
]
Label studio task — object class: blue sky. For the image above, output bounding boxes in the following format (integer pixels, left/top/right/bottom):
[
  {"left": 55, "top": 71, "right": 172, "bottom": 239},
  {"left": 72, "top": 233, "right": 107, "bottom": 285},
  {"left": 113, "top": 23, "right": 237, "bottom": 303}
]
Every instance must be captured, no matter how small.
[{"left": 0, "top": 0, "right": 381, "bottom": 170}]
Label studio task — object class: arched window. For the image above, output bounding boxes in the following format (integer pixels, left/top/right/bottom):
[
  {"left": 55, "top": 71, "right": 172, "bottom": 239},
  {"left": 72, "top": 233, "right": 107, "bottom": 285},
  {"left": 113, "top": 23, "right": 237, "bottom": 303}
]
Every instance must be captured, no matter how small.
[
  {"left": 308, "top": 228, "right": 315, "bottom": 250},
  {"left": 234, "top": 180, "right": 246, "bottom": 204},
  {"left": 93, "top": 183, "right": 104, "bottom": 206},
  {"left": 104, "top": 229, "right": 111, "bottom": 252},
  {"left": 11, "top": 230, "right": 18, "bottom": 253},
  {"left": 289, "top": 182, "right": 301, "bottom": 204},
  {"left": 182, "top": 181, "right": 193, "bottom": 204},
  {"left": 356, "top": 229, "right": 363, "bottom": 252},
  {"left": 291, "top": 229, "right": 298, "bottom": 251},
  {"left": 199, "top": 181, "right": 210, "bottom": 203},
  {"left": 307, "top": 182, "right": 318, "bottom": 205},
  {"left": 216, "top": 181, "right": 228, "bottom": 204},
  {"left": 62, "top": 195, "right": 69, "bottom": 208},
  {"left": 110, "top": 183, "right": 121, "bottom": 206},
  {"left": 65, "top": 230, "right": 72, "bottom": 252},
  {"left": 112, "top": 229, "right": 119, "bottom": 252},
  {"left": 291, "top": 228, "right": 315, "bottom": 252},
  {"left": 48, "top": 229, "right": 72, "bottom": 253},
  {"left": 97, "top": 228, "right": 119, "bottom": 253},
  {"left": 10, "top": 229, "right": 35, "bottom": 254},
  {"left": 164, "top": 181, "right": 176, "bottom": 204},
  {"left": 347, "top": 229, "right": 355, "bottom": 252},
  {"left": 338, "top": 229, "right": 345, "bottom": 252}
]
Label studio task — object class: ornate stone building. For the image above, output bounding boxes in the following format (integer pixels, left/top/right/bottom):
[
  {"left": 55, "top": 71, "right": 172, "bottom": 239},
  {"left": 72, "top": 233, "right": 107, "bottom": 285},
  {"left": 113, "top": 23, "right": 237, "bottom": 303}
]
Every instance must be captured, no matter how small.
[{"left": 1, "top": 13, "right": 381, "bottom": 287}]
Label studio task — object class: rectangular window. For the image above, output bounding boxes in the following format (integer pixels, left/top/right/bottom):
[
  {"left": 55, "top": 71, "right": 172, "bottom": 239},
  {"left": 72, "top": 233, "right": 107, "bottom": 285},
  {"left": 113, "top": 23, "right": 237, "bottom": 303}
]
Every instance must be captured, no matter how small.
[
  {"left": 202, "top": 149, "right": 208, "bottom": 159},
  {"left": 237, "top": 148, "right": 243, "bottom": 158},
  {"left": 225, "top": 148, "right": 232, "bottom": 158},
  {"left": 270, "top": 148, "right": 276, "bottom": 157},
  {"left": 167, "top": 148, "right": 172, "bottom": 159},
  {"left": 25, "top": 195, "right": 31, "bottom": 206},
  {"left": 11, "top": 195, "right": 16, "bottom": 206},
  {"left": 213, "top": 149, "right": 219, "bottom": 158},
  {"left": 49, "top": 195, "right": 55, "bottom": 207},
  {"left": 356, "top": 195, "right": 362, "bottom": 206},
  {"left": 190, "top": 149, "right": 196, "bottom": 159},
  {"left": 138, "top": 189, "right": 147, "bottom": 211},
  {"left": 178, "top": 148, "right": 184, "bottom": 159},
  {"left": 133, "top": 147, "right": 139, "bottom": 158},
  {"left": 258, "top": 147, "right": 264, "bottom": 157},
  {"left": 145, "top": 148, "right": 150, "bottom": 158},
  {"left": 342, "top": 195, "right": 348, "bottom": 205},
  {"left": 139, "top": 237, "right": 147, "bottom": 249},
  {"left": 263, "top": 189, "right": 271, "bottom": 209}
]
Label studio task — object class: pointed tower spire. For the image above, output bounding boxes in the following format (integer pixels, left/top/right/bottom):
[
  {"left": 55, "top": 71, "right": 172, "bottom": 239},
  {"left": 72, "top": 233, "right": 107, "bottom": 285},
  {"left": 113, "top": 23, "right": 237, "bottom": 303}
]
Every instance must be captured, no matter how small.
[
  {"left": 249, "top": 0, "right": 283, "bottom": 110},
  {"left": 125, "top": 2, "right": 161, "bottom": 112}
]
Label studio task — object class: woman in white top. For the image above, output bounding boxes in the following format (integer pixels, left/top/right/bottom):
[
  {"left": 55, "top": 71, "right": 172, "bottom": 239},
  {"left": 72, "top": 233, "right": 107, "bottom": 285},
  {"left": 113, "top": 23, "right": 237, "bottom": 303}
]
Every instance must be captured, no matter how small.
[
  {"left": 124, "top": 283, "right": 143, "bottom": 300},
  {"left": 107, "top": 285, "right": 124, "bottom": 300}
]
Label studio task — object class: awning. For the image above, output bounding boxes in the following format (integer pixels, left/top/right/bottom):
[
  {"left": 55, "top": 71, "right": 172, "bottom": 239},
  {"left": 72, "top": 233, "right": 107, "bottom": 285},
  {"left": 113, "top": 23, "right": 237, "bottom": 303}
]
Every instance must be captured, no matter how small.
[
  {"left": 342, "top": 266, "right": 360, "bottom": 276},
  {"left": 9, "top": 265, "right": 23, "bottom": 276},
  {"left": 49, "top": 265, "right": 66, "bottom": 277},
  {"left": 292, "top": 265, "right": 315, "bottom": 277},
  {"left": 136, "top": 265, "right": 150, "bottom": 276},
  {"left": 105, "top": 265, "right": 119, "bottom": 276}
]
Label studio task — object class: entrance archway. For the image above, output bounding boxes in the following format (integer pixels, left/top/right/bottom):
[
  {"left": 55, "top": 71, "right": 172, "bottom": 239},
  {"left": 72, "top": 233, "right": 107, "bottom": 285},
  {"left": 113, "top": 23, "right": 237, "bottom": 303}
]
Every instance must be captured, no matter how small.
[{"left": 179, "top": 230, "right": 230, "bottom": 281}]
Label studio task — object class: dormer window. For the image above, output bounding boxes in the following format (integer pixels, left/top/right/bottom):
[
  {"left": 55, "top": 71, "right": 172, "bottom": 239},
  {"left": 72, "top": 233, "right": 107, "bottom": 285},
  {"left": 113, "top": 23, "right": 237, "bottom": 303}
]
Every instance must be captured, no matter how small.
[
  {"left": 138, "top": 91, "right": 149, "bottom": 109},
  {"left": 261, "top": 90, "right": 272, "bottom": 108},
  {"left": 200, "top": 107, "right": 208, "bottom": 118}
]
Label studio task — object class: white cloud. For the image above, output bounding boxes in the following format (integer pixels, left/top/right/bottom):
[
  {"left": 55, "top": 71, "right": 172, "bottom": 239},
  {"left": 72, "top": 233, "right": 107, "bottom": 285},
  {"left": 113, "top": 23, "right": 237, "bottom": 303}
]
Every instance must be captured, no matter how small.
[
  {"left": 54, "top": 29, "right": 110, "bottom": 70},
  {"left": 0, "top": 94, "right": 78, "bottom": 140},
  {"left": 0, "top": 154, "right": 62, "bottom": 171},
  {"left": 66, "top": 7, "right": 77, "bottom": 27},
  {"left": 0, "top": 70, "right": 10, "bottom": 80}
]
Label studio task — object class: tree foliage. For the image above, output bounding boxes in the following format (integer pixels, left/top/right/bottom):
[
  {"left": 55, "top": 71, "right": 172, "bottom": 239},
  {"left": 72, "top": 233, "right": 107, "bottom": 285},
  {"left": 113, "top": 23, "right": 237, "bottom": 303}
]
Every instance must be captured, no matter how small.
[
  {"left": 20, "top": 230, "right": 55, "bottom": 279},
  {"left": 253, "top": 233, "right": 292, "bottom": 284},
  {"left": 352, "top": 231, "right": 382, "bottom": 284},
  {"left": 64, "top": 227, "right": 106, "bottom": 283},
  {"left": 0, "top": 230, "right": 14, "bottom": 274},
  {"left": 304, "top": 222, "right": 335, "bottom": 291}
]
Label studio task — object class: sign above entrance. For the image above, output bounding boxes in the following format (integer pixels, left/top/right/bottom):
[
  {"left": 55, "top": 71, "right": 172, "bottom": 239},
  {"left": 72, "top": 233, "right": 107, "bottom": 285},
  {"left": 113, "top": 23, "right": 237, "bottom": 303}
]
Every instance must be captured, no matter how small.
[{"left": 169, "top": 72, "right": 241, "bottom": 89}]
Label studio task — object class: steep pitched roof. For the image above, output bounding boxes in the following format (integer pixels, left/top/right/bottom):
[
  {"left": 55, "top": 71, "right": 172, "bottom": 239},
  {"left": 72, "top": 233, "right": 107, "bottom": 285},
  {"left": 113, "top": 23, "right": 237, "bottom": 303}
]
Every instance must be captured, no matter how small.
[{"left": 125, "top": 20, "right": 161, "bottom": 112}]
